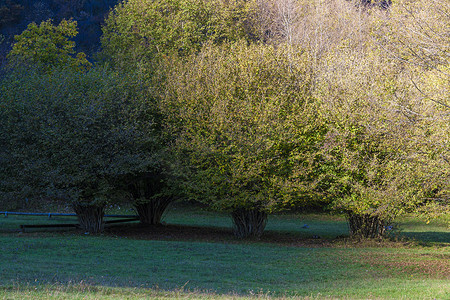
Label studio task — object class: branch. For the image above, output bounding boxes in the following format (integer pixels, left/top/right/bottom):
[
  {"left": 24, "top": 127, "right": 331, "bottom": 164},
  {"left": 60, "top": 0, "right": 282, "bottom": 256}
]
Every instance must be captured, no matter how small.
[{"left": 410, "top": 77, "right": 450, "bottom": 110}]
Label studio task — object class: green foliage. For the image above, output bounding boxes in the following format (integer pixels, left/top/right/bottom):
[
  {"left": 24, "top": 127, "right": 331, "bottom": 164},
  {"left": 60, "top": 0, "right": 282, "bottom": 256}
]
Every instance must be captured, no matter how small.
[
  {"left": 279, "top": 0, "right": 449, "bottom": 234},
  {"left": 7, "top": 19, "right": 91, "bottom": 72},
  {"left": 380, "top": 0, "right": 450, "bottom": 222},
  {"left": 163, "top": 41, "right": 323, "bottom": 215},
  {"left": 100, "top": 0, "right": 260, "bottom": 71},
  {"left": 312, "top": 37, "right": 443, "bottom": 236},
  {"left": 0, "top": 66, "right": 161, "bottom": 211}
]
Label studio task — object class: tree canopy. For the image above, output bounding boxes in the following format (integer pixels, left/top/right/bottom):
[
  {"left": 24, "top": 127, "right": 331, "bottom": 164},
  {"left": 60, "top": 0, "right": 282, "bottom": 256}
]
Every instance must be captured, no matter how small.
[
  {"left": 162, "top": 41, "right": 324, "bottom": 237},
  {"left": 100, "top": 0, "right": 262, "bottom": 71},
  {"left": 7, "top": 19, "right": 91, "bottom": 72},
  {"left": 0, "top": 66, "right": 162, "bottom": 232}
]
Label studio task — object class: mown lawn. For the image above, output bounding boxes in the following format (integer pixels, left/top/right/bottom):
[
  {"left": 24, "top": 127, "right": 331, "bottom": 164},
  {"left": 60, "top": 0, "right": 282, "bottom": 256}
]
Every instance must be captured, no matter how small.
[{"left": 0, "top": 205, "right": 448, "bottom": 299}]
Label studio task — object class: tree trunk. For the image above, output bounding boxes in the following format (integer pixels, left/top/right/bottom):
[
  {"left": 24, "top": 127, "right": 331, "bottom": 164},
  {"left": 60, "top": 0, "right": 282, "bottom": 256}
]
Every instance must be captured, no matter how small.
[
  {"left": 347, "top": 212, "right": 389, "bottom": 239},
  {"left": 134, "top": 196, "right": 173, "bottom": 225},
  {"left": 231, "top": 208, "right": 268, "bottom": 238},
  {"left": 73, "top": 203, "right": 105, "bottom": 234}
]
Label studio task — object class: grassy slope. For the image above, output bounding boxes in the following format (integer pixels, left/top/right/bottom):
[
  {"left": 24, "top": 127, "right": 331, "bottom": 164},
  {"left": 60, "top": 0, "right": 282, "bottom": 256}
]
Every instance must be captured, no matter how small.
[{"left": 0, "top": 206, "right": 448, "bottom": 299}]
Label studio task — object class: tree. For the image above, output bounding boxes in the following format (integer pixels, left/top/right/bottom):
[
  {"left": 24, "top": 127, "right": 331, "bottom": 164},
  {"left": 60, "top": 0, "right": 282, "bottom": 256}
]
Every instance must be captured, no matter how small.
[
  {"left": 4, "top": 15, "right": 181, "bottom": 228},
  {"left": 100, "top": 0, "right": 270, "bottom": 225},
  {"left": 0, "top": 66, "right": 163, "bottom": 233},
  {"left": 261, "top": 0, "right": 437, "bottom": 238},
  {"left": 100, "top": 0, "right": 262, "bottom": 71},
  {"left": 7, "top": 19, "right": 91, "bottom": 72},
  {"left": 119, "top": 168, "right": 177, "bottom": 226},
  {"left": 162, "top": 41, "right": 322, "bottom": 237},
  {"left": 310, "top": 5, "right": 443, "bottom": 237},
  {"left": 376, "top": 0, "right": 450, "bottom": 221}
]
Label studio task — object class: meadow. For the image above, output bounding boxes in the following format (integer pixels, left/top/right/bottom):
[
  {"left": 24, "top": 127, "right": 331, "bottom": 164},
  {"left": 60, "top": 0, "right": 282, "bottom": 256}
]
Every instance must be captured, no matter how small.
[{"left": 0, "top": 205, "right": 448, "bottom": 299}]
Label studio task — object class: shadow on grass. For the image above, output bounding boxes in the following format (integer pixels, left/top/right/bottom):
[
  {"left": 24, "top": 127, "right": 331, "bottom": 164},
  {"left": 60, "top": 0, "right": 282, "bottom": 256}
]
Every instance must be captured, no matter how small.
[
  {"left": 2, "top": 214, "right": 448, "bottom": 248},
  {"left": 399, "top": 231, "right": 450, "bottom": 244},
  {"left": 104, "top": 223, "right": 336, "bottom": 247}
]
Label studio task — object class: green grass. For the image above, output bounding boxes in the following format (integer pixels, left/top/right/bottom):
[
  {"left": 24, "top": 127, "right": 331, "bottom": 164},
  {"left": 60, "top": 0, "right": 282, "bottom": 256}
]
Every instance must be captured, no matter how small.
[
  {"left": 1, "top": 278, "right": 448, "bottom": 300},
  {"left": 394, "top": 216, "right": 450, "bottom": 244},
  {"left": 0, "top": 206, "right": 449, "bottom": 299},
  {"left": 0, "top": 236, "right": 448, "bottom": 299}
]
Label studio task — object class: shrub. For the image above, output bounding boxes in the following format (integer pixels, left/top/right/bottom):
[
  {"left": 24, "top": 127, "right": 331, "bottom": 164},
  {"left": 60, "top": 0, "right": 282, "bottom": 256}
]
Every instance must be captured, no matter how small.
[
  {"left": 162, "top": 41, "right": 323, "bottom": 237},
  {"left": 0, "top": 66, "right": 163, "bottom": 233}
]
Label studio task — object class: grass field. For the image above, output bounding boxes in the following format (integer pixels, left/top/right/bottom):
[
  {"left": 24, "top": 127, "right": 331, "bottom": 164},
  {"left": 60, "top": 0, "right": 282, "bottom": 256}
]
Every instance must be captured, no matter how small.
[{"left": 0, "top": 205, "right": 448, "bottom": 299}]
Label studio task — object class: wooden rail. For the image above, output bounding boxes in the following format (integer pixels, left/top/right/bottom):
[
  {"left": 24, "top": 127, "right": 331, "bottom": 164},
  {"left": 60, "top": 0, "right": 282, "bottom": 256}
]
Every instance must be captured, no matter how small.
[
  {"left": 20, "top": 224, "right": 79, "bottom": 230},
  {"left": 19, "top": 217, "right": 140, "bottom": 232}
]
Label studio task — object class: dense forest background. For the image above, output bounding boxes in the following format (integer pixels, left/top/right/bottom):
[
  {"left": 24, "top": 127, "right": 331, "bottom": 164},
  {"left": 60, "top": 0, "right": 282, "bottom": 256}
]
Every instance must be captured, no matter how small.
[
  {"left": 0, "top": 0, "right": 448, "bottom": 237},
  {"left": 0, "top": 0, "right": 391, "bottom": 63}
]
